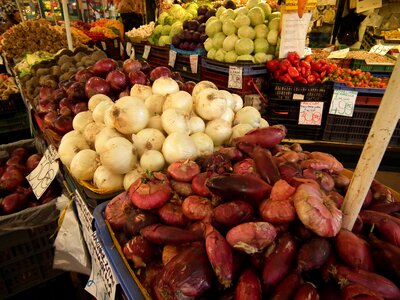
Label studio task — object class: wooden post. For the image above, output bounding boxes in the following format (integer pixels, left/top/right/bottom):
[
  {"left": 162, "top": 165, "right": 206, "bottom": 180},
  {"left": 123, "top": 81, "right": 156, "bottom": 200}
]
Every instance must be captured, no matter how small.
[
  {"left": 61, "top": 0, "right": 73, "bottom": 51},
  {"left": 341, "top": 58, "right": 400, "bottom": 230}
]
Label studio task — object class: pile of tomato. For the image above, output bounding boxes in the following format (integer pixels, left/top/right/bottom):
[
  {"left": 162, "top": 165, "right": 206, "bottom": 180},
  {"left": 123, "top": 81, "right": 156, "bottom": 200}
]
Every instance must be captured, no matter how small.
[{"left": 327, "top": 68, "right": 388, "bottom": 89}]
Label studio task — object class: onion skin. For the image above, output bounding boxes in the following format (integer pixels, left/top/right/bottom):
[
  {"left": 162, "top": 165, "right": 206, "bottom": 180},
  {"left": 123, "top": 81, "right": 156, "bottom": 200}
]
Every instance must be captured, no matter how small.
[
  {"left": 169, "top": 180, "right": 194, "bottom": 197},
  {"left": 259, "top": 198, "right": 297, "bottom": 224},
  {"left": 227, "top": 222, "right": 277, "bottom": 254},
  {"left": 232, "top": 158, "right": 259, "bottom": 177},
  {"left": 300, "top": 152, "right": 344, "bottom": 174},
  {"left": 332, "top": 265, "right": 400, "bottom": 300},
  {"left": 294, "top": 282, "right": 320, "bottom": 300},
  {"left": 234, "top": 125, "right": 287, "bottom": 149},
  {"left": 341, "top": 283, "right": 384, "bottom": 300},
  {"left": 213, "top": 200, "right": 254, "bottom": 228},
  {"left": 368, "top": 202, "right": 400, "bottom": 214},
  {"left": 234, "top": 268, "right": 262, "bottom": 300},
  {"left": 167, "top": 160, "right": 201, "bottom": 182},
  {"left": 129, "top": 177, "right": 172, "bottom": 210},
  {"left": 270, "top": 179, "right": 296, "bottom": 201},
  {"left": 140, "top": 224, "right": 203, "bottom": 245},
  {"left": 278, "top": 161, "right": 303, "bottom": 182},
  {"left": 216, "top": 147, "right": 244, "bottom": 162},
  {"left": 206, "top": 174, "right": 271, "bottom": 202},
  {"left": 158, "top": 203, "right": 188, "bottom": 227},
  {"left": 191, "top": 172, "right": 212, "bottom": 197},
  {"left": 205, "top": 223, "right": 234, "bottom": 288},
  {"left": 335, "top": 229, "right": 374, "bottom": 271},
  {"left": 202, "top": 152, "right": 233, "bottom": 175},
  {"left": 253, "top": 147, "right": 280, "bottom": 185},
  {"left": 332, "top": 173, "right": 351, "bottom": 190},
  {"left": 182, "top": 195, "right": 213, "bottom": 221},
  {"left": 360, "top": 210, "right": 400, "bottom": 227},
  {"left": 371, "top": 180, "right": 397, "bottom": 204},
  {"left": 376, "top": 217, "right": 400, "bottom": 247},
  {"left": 262, "top": 233, "right": 297, "bottom": 295},
  {"left": 123, "top": 236, "right": 159, "bottom": 268},
  {"left": 297, "top": 237, "right": 332, "bottom": 272},
  {"left": 270, "top": 272, "right": 302, "bottom": 300}
]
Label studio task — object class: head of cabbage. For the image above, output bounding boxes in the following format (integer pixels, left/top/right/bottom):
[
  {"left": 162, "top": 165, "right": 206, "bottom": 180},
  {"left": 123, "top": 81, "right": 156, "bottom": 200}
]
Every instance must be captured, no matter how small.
[
  {"left": 254, "top": 24, "right": 269, "bottom": 39},
  {"left": 212, "top": 32, "right": 227, "bottom": 49},
  {"left": 248, "top": 7, "right": 265, "bottom": 26},
  {"left": 214, "top": 49, "right": 226, "bottom": 62},
  {"left": 219, "top": 9, "right": 236, "bottom": 22},
  {"left": 254, "top": 38, "right": 269, "bottom": 53},
  {"left": 246, "top": 0, "right": 261, "bottom": 10},
  {"left": 207, "top": 48, "right": 217, "bottom": 60},
  {"left": 206, "top": 19, "right": 222, "bottom": 38},
  {"left": 238, "top": 26, "right": 256, "bottom": 40},
  {"left": 234, "top": 14, "right": 251, "bottom": 28},
  {"left": 222, "top": 19, "right": 237, "bottom": 36},
  {"left": 223, "top": 34, "right": 239, "bottom": 52},
  {"left": 225, "top": 51, "right": 238, "bottom": 63},
  {"left": 235, "top": 38, "right": 254, "bottom": 56}
]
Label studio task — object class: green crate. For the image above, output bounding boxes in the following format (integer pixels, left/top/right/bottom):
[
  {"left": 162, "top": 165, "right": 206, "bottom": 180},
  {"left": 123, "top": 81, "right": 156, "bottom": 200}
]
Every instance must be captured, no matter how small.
[{"left": 351, "top": 59, "right": 394, "bottom": 73}]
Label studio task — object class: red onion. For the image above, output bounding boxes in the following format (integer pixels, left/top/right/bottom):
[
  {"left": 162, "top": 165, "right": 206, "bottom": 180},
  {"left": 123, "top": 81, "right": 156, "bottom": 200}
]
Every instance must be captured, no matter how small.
[
  {"left": 43, "top": 111, "right": 58, "bottom": 129},
  {"left": 72, "top": 102, "right": 88, "bottom": 115},
  {"left": 26, "top": 153, "right": 42, "bottom": 172},
  {"left": 106, "top": 70, "right": 128, "bottom": 91},
  {"left": 75, "top": 68, "right": 95, "bottom": 83},
  {"left": 59, "top": 106, "right": 72, "bottom": 117},
  {"left": 54, "top": 115, "right": 73, "bottom": 135},
  {"left": 91, "top": 58, "right": 118, "bottom": 77},
  {"left": 128, "top": 70, "right": 148, "bottom": 86},
  {"left": 66, "top": 82, "right": 86, "bottom": 101},
  {"left": 122, "top": 59, "right": 142, "bottom": 75},
  {"left": 0, "top": 167, "right": 26, "bottom": 191},
  {"left": 149, "top": 66, "right": 172, "bottom": 82},
  {"left": 85, "top": 77, "right": 111, "bottom": 98}
]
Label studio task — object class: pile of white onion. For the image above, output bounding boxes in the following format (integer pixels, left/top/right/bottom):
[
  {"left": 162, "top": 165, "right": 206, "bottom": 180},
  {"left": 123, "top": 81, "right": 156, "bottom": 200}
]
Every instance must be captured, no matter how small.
[{"left": 58, "top": 78, "right": 269, "bottom": 192}]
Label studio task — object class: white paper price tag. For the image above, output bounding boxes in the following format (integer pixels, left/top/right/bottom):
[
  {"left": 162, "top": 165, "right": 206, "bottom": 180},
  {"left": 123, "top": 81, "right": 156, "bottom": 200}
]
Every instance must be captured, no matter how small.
[
  {"left": 169, "top": 50, "right": 177, "bottom": 67},
  {"left": 298, "top": 101, "right": 324, "bottom": 126},
  {"left": 189, "top": 55, "right": 199, "bottom": 74},
  {"left": 329, "top": 89, "right": 358, "bottom": 117},
  {"left": 101, "top": 41, "right": 107, "bottom": 51},
  {"left": 143, "top": 45, "right": 151, "bottom": 59},
  {"left": 228, "top": 66, "right": 243, "bottom": 89},
  {"left": 327, "top": 48, "right": 349, "bottom": 59},
  {"left": 369, "top": 45, "right": 393, "bottom": 56},
  {"left": 131, "top": 46, "right": 135, "bottom": 59},
  {"left": 120, "top": 42, "right": 124, "bottom": 57},
  {"left": 113, "top": 39, "right": 118, "bottom": 48},
  {"left": 26, "top": 145, "right": 59, "bottom": 199},
  {"left": 126, "top": 42, "right": 132, "bottom": 56},
  {"left": 304, "top": 47, "right": 313, "bottom": 56}
]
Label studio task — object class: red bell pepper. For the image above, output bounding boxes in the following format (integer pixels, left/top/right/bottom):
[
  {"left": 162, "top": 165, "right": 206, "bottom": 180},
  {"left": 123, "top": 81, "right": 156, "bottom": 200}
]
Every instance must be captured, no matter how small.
[
  {"left": 266, "top": 59, "right": 280, "bottom": 72},
  {"left": 306, "top": 75, "right": 316, "bottom": 84},
  {"left": 287, "top": 66, "right": 300, "bottom": 78},
  {"left": 280, "top": 74, "right": 294, "bottom": 84},
  {"left": 279, "top": 59, "right": 291, "bottom": 72},
  {"left": 287, "top": 52, "right": 300, "bottom": 65}
]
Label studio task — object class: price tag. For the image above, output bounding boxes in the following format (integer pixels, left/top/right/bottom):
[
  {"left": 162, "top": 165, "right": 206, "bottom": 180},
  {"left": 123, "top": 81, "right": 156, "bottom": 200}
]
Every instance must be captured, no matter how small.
[
  {"left": 293, "top": 93, "right": 305, "bottom": 100},
  {"left": 298, "top": 101, "right": 324, "bottom": 126},
  {"left": 189, "top": 55, "right": 199, "bottom": 74},
  {"left": 101, "top": 41, "right": 107, "bottom": 51},
  {"left": 369, "top": 45, "right": 393, "bottom": 56},
  {"left": 131, "top": 46, "right": 135, "bottom": 59},
  {"left": 228, "top": 66, "right": 243, "bottom": 89},
  {"left": 169, "top": 50, "right": 177, "bottom": 67},
  {"left": 85, "top": 231, "right": 117, "bottom": 300},
  {"left": 126, "top": 42, "right": 132, "bottom": 56},
  {"left": 26, "top": 145, "right": 59, "bottom": 199},
  {"left": 120, "top": 42, "right": 124, "bottom": 57},
  {"left": 327, "top": 48, "right": 349, "bottom": 59},
  {"left": 143, "top": 45, "right": 151, "bottom": 59},
  {"left": 114, "top": 39, "right": 118, "bottom": 48},
  {"left": 329, "top": 89, "right": 358, "bottom": 117},
  {"left": 304, "top": 47, "right": 313, "bottom": 56}
]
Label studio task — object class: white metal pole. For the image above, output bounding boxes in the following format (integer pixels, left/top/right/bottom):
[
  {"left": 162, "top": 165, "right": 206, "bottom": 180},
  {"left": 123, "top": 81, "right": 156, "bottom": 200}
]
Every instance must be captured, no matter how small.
[
  {"left": 61, "top": 0, "right": 73, "bottom": 51},
  {"left": 341, "top": 58, "right": 400, "bottom": 230}
]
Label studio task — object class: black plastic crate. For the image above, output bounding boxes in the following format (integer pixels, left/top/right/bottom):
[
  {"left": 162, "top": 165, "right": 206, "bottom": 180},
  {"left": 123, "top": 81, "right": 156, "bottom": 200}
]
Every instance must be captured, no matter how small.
[
  {"left": 322, "top": 106, "right": 400, "bottom": 146},
  {"left": 0, "top": 110, "right": 31, "bottom": 144},
  {"left": 0, "top": 93, "right": 26, "bottom": 116},
  {"left": 267, "top": 81, "right": 334, "bottom": 102},
  {"left": 0, "top": 220, "right": 62, "bottom": 299}
]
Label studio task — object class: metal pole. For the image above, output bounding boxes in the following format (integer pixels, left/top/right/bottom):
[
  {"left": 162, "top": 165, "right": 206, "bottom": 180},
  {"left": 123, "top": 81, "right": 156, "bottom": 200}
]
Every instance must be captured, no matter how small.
[{"left": 61, "top": 0, "right": 73, "bottom": 51}]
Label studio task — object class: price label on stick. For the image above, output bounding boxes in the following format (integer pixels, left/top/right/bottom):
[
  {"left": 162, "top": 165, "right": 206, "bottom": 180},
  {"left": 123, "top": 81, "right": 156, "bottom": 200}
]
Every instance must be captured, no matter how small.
[
  {"left": 298, "top": 101, "right": 324, "bottom": 126},
  {"left": 189, "top": 55, "right": 198, "bottom": 74},
  {"left": 101, "top": 41, "right": 107, "bottom": 51},
  {"left": 329, "top": 89, "right": 358, "bottom": 117},
  {"left": 26, "top": 145, "right": 59, "bottom": 199},
  {"left": 169, "top": 50, "right": 177, "bottom": 67},
  {"left": 126, "top": 42, "right": 132, "bottom": 56},
  {"left": 228, "top": 66, "right": 243, "bottom": 89},
  {"left": 143, "top": 45, "right": 151, "bottom": 59}
]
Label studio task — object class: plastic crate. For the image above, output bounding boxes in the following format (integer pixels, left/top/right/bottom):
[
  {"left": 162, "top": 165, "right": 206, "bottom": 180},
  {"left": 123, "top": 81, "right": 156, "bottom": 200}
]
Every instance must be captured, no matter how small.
[
  {"left": 201, "top": 58, "right": 267, "bottom": 76},
  {"left": 93, "top": 201, "right": 150, "bottom": 300},
  {"left": 0, "top": 93, "right": 26, "bottom": 116},
  {"left": 322, "top": 106, "right": 400, "bottom": 146},
  {"left": 0, "top": 219, "right": 62, "bottom": 299},
  {"left": 333, "top": 81, "right": 386, "bottom": 95},
  {"left": 267, "top": 81, "right": 334, "bottom": 101},
  {"left": 350, "top": 59, "right": 394, "bottom": 73},
  {"left": 0, "top": 110, "right": 31, "bottom": 144},
  {"left": 174, "top": 53, "right": 202, "bottom": 82},
  {"left": 95, "top": 38, "right": 124, "bottom": 60}
]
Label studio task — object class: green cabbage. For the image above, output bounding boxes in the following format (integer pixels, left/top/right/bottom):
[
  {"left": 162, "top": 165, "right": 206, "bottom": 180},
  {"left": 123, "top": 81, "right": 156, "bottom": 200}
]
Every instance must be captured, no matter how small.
[
  {"left": 267, "top": 29, "right": 278, "bottom": 45},
  {"left": 254, "top": 38, "right": 269, "bottom": 53},
  {"left": 215, "top": 49, "right": 226, "bottom": 62},
  {"left": 223, "top": 34, "right": 239, "bottom": 52},
  {"left": 164, "top": 16, "right": 174, "bottom": 25},
  {"left": 268, "top": 18, "right": 279, "bottom": 31},
  {"left": 169, "top": 4, "right": 186, "bottom": 20},
  {"left": 248, "top": 7, "right": 265, "bottom": 26},
  {"left": 225, "top": 51, "right": 238, "bottom": 63},
  {"left": 216, "top": 6, "right": 226, "bottom": 18},
  {"left": 235, "top": 38, "right": 254, "bottom": 55},
  {"left": 207, "top": 48, "right": 217, "bottom": 60},
  {"left": 154, "top": 24, "right": 163, "bottom": 35},
  {"left": 219, "top": 9, "right": 236, "bottom": 22},
  {"left": 204, "top": 38, "right": 214, "bottom": 51},
  {"left": 222, "top": 19, "right": 237, "bottom": 36},
  {"left": 254, "top": 23, "right": 269, "bottom": 39},
  {"left": 235, "top": 7, "right": 249, "bottom": 16},
  {"left": 237, "top": 55, "right": 254, "bottom": 63},
  {"left": 206, "top": 16, "right": 218, "bottom": 26},
  {"left": 269, "top": 12, "right": 281, "bottom": 22},
  {"left": 206, "top": 19, "right": 223, "bottom": 38},
  {"left": 237, "top": 26, "right": 256, "bottom": 40},
  {"left": 257, "top": 3, "right": 272, "bottom": 18},
  {"left": 246, "top": 0, "right": 261, "bottom": 10},
  {"left": 254, "top": 53, "right": 269, "bottom": 63},
  {"left": 161, "top": 25, "right": 171, "bottom": 36},
  {"left": 234, "top": 14, "right": 251, "bottom": 28},
  {"left": 157, "top": 12, "right": 169, "bottom": 25},
  {"left": 158, "top": 35, "right": 171, "bottom": 46},
  {"left": 170, "top": 22, "right": 183, "bottom": 37},
  {"left": 212, "top": 32, "right": 227, "bottom": 49}
]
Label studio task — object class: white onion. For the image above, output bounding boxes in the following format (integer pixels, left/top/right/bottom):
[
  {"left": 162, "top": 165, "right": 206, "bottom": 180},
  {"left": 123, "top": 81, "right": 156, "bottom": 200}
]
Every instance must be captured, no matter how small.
[
  {"left": 92, "top": 100, "right": 114, "bottom": 124},
  {"left": 161, "top": 108, "right": 190, "bottom": 135},
  {"left": 72, "top": 111, "right": 93, "bottom": 132},
  {"left": 229, "top": 123, "right": 253, "bottom": 145},
  {"left": 140, "top": 150, "right": 165, "bottom": 172},
  {"left": 58, "top": 135, "right": 90, "bottom": 168},
  {"left": 190, "top": 132, "right": 214, "bottom": 157},
  {"left": 260, "top": 118, "right": 270, "bottom": 128},
  {"left": 88, "top": 94, "right": 112, "bottom": 112},
  {"left": 60, "top": 130, "right": 82, "bottom": 145},
  {"left": 131, "top": 128, "right": 165, "bottom": 157},
  {"left": 231, "top": 93, "right": 244, "bottom": 112},
  {"left": 162, "top": 91, "right": 193, "bottom": 114},
  {"left": 70, "top": 149, "right": 100, "bottom": 181},
  {"left": 130, "top": 84, "right": 153, "bottom": 100},
  {"left": 100, "top": 137, "right": 137, "bottom": 174},
  {"left": 103, "top": 104, "right": 115, "bottom": 128},
  {"left": 147, "top": 115, "right": 165, "bottom": 132},
  {"left": 205, "top": 119, "right": 233, "bottom": 146},
  {"left": 123, "top": 167, "right": 145, "bottom": 190},
  {"left": 189, "top": 115, "right": 205, "bottom": 134},
  {"left": 192, "top": 81, "right": 217, "bottom": 101},
  {"left": 95, "top": 127, "right": 123, "bottom": 153},
  {"left": 144, "top": 94, "right": 165, "bottom": 116},
  {"left": 233, "top": 106, "right": 262, "bottom": 128},
  {"left": 220, "top": 108, "right": 235, "bottom": 124},
  {"left": 93, "top": 165, "right": 124, "bottom": 191},
  {"left": 219, "top": 90, "right": 235, "bottom": 110},
  {"left": 195, "top": 88, "right": 227, "bottom": 121},
  {"left": 162, "top": 132, "right": 198, "bottom": 164},
  {"left": 83, "top": 122, "right": 105, "bottom": 147},
  {"left": 110, "top": 96, "right": 149, "bottom": 135},
  {"left": 152, "top": 77, "right": 179, "bottom": 96}
]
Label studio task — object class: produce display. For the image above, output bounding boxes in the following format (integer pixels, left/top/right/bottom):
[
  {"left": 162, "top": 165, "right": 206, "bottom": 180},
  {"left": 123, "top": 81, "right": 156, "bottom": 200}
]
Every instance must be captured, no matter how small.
[
  {"left": 204, "top": 0, "right": 280, "bottom": 63},
  {"left": 327, "top": 68, "right": 389, "bottom": 88},
  {"left": 70, "top": 19, "right": 125, "bottom": 41},
  {"left": 0, "top": 146, "right": 60, "bottom": 215},
  {"left": 126, "top": 22, "right": 156, "bottom": 43},
  {"left": 0, "top": 74, "right": 19, "bottom": 100},
  {"left": 104, "top": 126, "right": 400, "bottom": 299}
]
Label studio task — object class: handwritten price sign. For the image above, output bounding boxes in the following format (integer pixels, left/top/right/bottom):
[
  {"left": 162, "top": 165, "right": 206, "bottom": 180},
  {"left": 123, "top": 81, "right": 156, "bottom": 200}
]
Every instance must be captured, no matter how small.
[
  {"left": 329, "top": 89, "right": 358, "bottom": 117},
  {"left": 298, "top": 101, "right": 324, "bottom": 126},
  {"left": 228, "top": 66, "right": 243, "bottom": 89}
]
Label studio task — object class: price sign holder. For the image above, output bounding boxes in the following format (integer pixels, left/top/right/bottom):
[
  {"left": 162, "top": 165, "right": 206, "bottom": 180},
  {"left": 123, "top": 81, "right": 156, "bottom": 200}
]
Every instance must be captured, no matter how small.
[
  {"left": 298, "top": 101, "right": 324, "bottom": 125},
  {"left": 189, "top": 55, "right": 198, "bottom": 74},
  {"left": 120, "top": 42, "right": 124, "bottom": 57},
  {"left": 369, "top": 45, "right": 393, "bottom": 56},
  {"left": 228, "top": 66, "right": 243, "bottom": 89},
  {"left": 101, "top": 41, "right": 107, "bottom": 51},
  {"left": 169, "top": 50, "right": 177, "bottom": 68},
  {"left": 329, "top": 89, "right": 358, "bottom": 117},
  {"left": 26, "top": 145, "right": 59, "bottom": 199},
  {"left": 143, "top": 45, "right": 151, "bottom": 59},
  {"left": 126, "top": 42, "right": 132, "bottom": 57}
]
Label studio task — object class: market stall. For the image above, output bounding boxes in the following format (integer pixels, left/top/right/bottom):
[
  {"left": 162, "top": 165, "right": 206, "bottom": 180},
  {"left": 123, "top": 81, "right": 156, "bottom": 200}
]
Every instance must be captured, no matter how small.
[{"left": 0, "top": 0, "right": 400, "bottom": 299}]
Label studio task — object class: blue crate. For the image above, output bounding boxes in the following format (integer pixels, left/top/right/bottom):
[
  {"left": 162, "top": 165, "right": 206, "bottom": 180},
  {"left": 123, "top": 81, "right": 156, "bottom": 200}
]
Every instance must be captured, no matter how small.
[
  {"left": 170, "top": 45, "right": 206, "bottom": 56},
  {"left": 93, "top": 201, "right": 150, "bottom": 300},
  {"left": 333, "top": 81, "right": 386, "bottom": 95},
  {"left": 201, "top": 58, "right": 268, "bottom": 76}
]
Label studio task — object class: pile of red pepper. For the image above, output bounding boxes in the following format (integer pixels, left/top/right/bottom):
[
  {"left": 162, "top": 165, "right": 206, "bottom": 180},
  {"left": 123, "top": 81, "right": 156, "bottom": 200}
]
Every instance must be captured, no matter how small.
[
  {"left": 266, "top": 52, "right": 337, "bottom": 84},
  {"left": 327, "top": 67, "right": 388, "bottom": 88}
]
